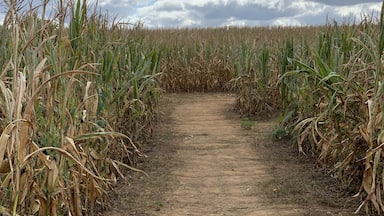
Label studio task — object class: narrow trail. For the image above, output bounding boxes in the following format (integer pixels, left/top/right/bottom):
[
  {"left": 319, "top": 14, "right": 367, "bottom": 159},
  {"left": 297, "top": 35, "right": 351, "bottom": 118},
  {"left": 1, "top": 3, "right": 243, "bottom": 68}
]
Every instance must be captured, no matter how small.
[{"left": 105, "top": 93, "right": 358, "bottom": 216}]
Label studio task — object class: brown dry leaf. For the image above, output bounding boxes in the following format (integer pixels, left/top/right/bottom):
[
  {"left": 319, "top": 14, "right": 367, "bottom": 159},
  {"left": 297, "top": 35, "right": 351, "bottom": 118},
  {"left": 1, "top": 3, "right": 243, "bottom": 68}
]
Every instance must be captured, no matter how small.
[
  {"left": 24, "top": 146, "right": 114, "bottom": 182},
  {"left": 47, "top": 159, "right": 59, "bottom": 193},
  {"left": 362, "top": 142, "right": 384, "bottom": 160},
  {"left": 50, "top": 197, "right": 58, "bottom": 216},
  {"left": 84, "top": 81, "right": 91, "bottom": 108},
  {"left": 15, "top": 72, "right": 26, "bottom": 119},
  {"left": 88, "top": 179, "right": 96, "bottom": 211},
  {"left": 355, "top": 196, "right": 368, "bottom": 214},
  {"left": 319, "top": 139, "right": 330, "bottom": 160},
  {"left": 91, "top": 177, "right": 105, "bottom": 200},
  {"left": 112, "top": 159, "right": 148, "bottom": 177},
  {"left": 381, "top": 167, "right": 384, "bottom": 211},
  {"left": 317, "top": 102, "right": 328, "bottom": 109},
  {"left": 15, "top": 121, "right": 33, "bottom": 159},
  {"left": 16, "top": 74, "right": 29, "bottom": 163},
  {"left": 64, "top": 136, "right": 81, "bottom": 161},
  {"left": 1, "top": 172, "right": 12, "bottom": 188},
  {"left": 368, "top": 149, "right": 382, "bottom": 212},
  {"left": 30, "top": 199, "right": 40, "bottom": 215},
  {"left": 90, "top": 93, "right": 98, "bottom": 116},
  {"left": 36, "top": 195, "right": 47, "bottom": 215},
  {"left": 376, "top": 185, "right": 384, "bottom": 211},
  {"left": 370, "top": 193, "right": 380, "bottom": 212},
  {"left": 366, "top": 99, "right": 373, "bottom": 135},
  {"left": 67, "top": 124, "right": 75, "bottom": 138},
  {"left": 378, "top": 130, "right": 384, "bottom": 144},
  {"left": 32, "top": 58, "right": 47, "bottom": 92},
  {"left": 0, "top": 79, "right": 14, "bottom": 121},
  {"left": 298, "top": 126, "right": 311, "bottom": 155},
  {"left": 375, "top": 111, "right": 382, "bottom": 129},
  {"left": 74, "top": 179, "right": 82, "bottom": 216},
  {"left": 0, "top": 59, "right": 12, "bottom": 79},
  {"left": 30, "top": 141, "right": 54, "bottom": 170},
  {"left": 0, "top": 123, "right": 13, "bottom": 167},
  {"left": 107, "top": 158, "right": 126, "bottom": 180},
  {"left": 90, "top": 148, "right": 104, "bottom": 160},
  {"left": 334, "top": 151, "right": 354, "bottom": 169},
  {"left": 18, "top": 169, "right": 30, "bottom": 204},
  {"left": 0, "top": 159, "right": 10, "bottom": 174},
  {"left": 35, "top": 152, "right": 52, "bottom": 169},
  {"left": 362, "top": 158, "right": 373, "bottom": 195},
  {"left": 359, "top": 125, "right": 369, "bottom": 143},
  {"left": 372, "top": 149, "right": 381, "bottom": 187}
]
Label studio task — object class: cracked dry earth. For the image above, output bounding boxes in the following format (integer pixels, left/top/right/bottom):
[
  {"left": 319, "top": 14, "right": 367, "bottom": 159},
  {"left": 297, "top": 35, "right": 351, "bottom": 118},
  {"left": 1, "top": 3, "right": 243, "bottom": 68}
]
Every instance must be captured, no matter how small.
[{"left": 104, "top": 93, "right": 359, "bottom": 216}]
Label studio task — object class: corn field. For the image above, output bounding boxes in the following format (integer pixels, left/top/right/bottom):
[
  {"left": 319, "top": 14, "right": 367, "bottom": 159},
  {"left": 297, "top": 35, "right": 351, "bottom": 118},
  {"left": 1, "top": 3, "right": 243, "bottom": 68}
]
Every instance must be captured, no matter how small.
[
  {"left": 2, "top": 0, "right": 384, "bottom": 215},
  {"left": 0, "top": 0, "right": 161, "bottom": 215},
  {"left": 277, "top": 16, "right": 384, "bottom": 214}
]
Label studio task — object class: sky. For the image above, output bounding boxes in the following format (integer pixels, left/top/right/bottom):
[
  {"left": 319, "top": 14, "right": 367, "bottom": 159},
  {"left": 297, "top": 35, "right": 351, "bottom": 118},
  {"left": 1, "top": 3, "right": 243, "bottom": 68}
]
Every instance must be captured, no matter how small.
[
  {"left": 92, "top": 0, "right": 383, "bottom": 28},
  {"left": 0, "top": 0, "right": 383, "bottom": 28},
  {"left": 88, "top": 0, "right": 382, "bottom": 28}
]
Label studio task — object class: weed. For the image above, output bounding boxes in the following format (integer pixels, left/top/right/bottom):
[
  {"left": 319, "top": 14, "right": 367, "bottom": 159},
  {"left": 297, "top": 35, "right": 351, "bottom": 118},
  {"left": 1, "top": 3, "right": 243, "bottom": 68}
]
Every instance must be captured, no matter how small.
[{"left": 241, "top": 118, "right": 254, "bottom": 130}]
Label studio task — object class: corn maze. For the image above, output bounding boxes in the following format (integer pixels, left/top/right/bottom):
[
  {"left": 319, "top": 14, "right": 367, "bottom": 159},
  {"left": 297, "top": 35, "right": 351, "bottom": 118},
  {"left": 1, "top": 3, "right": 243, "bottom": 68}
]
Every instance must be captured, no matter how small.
[{"left": 1, "top": 0, "right": 384, "bottom": 215}]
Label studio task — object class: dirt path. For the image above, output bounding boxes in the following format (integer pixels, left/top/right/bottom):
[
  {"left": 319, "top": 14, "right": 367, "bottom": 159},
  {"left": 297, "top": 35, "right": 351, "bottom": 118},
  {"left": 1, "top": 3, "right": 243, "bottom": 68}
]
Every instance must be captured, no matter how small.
[{"left": 105, "top": 93, "right": 359, "bottom": 216}]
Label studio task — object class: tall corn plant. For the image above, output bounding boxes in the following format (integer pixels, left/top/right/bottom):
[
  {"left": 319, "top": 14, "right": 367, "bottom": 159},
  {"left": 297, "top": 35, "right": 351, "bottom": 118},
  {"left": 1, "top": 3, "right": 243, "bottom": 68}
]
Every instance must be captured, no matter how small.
[
  {"left": 278, "top": 1, "right": 384, "bottom": 214},
  {"left": 278, "top": 38, "right": 295, "bottom": 112},
  {"left": 158, "top": 28, "right": 233, "bottom": 92},
  {"left": 349, "top": 2, "right": 384, "bottom": 213},
  {"left": 232, "top": 44, "right": 280, "bottom": 117},
  {"left": 0, "top": 0, "right": 161, "bottom": 215}
]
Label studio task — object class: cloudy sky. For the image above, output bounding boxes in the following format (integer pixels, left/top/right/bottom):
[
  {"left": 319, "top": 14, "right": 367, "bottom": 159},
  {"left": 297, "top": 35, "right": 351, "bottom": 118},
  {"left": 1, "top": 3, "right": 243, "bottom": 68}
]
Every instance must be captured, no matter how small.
[
  {"left": 89, "top": 0, "right": 382, "bottom": 28},
  {"left": 0, "top": 0, "right": 383, "bottom": 28}
]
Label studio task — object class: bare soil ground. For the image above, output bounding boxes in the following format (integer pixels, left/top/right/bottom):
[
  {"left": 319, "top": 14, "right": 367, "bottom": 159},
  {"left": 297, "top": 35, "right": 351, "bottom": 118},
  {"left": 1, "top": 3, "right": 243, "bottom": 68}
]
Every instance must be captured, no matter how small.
[{"left": 104, "top": 93, "right": 360, "bottom": 216}]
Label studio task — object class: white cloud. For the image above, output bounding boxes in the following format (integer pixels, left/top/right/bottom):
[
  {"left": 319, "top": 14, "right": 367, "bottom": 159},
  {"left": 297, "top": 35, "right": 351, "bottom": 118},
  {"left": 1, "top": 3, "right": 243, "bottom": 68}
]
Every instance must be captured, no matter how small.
[
  {"left": 272, "top": 17, "right": 301, "bottom": 26},
  {"left": 288, "top": 0, "right": 325, "bottom": 14},
  {"left": 121, "top": 0, "right": 382, "bottom": 28},
  {"left": 0, "top": 0, "right": 382, "bottom": 27},
  {"left": 310, "top": 0, "right": 380, "bottom": 6},
  {"left": 335, "top": 3, "right": 381, "bottom": 18}
]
